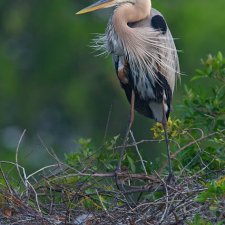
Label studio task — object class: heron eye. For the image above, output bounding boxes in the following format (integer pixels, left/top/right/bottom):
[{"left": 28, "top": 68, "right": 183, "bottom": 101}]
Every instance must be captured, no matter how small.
[{"left": 151, "top": 15, "right": 167, "bottom": 34}]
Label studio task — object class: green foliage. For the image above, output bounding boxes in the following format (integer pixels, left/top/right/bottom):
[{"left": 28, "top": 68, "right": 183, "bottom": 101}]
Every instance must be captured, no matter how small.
[
  {"left": 188, "top": 214, "right": 225, "bottom": 225},
  {"left": 65, "top": 135, "right": 139, "bottom": 173},
  {"left": 192, "top": 52, "right": 225, "bottom": 82},
  {"left": 183, "top": 52, "right": 225, "bottom": 130},
  {"left": 65, "top": 138, "right": 96, "bottom": 167},
  {"left": 65, "top": 136, "right": 118, "bottom": 171},
  {"left": 196, "top": 180, "right": 225, "bottom": 204},
  {"left": 194, "top": 176, "right": 225, "bottom": 222},
  {"left": 151, "top": 52, "right": 225, "bottom": 173}
]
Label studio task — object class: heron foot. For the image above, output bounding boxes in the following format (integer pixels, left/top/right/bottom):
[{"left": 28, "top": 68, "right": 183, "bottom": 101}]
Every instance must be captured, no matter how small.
[
  {"left": 114, "top": 167, "right": 123, "bottom": 190},
  {"left": 114, "top": 163, "right": 122, "bottom": 176},
  {"left": 166, "top": 172, "right": 176, "bottom": 185}
]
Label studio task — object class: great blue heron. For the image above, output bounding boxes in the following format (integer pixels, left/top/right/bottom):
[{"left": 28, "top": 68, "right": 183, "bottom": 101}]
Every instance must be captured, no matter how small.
[{"left": 77, "top": 0, "right": 180, "bottom": 180}]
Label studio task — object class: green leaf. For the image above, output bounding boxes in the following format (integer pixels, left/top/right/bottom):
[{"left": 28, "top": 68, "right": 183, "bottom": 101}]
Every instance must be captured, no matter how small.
[
  {"left": 191, "top": 74, "right": 207, "bottom": 81},
  {"left": 217, "top": 51, "right": 223, "bottom": 61},
  {"left": 127, "top": 155, "right": 136, "bottom": 173}
]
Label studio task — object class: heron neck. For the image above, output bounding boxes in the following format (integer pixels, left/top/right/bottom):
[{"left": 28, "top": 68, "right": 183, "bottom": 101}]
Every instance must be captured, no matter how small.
[{"left": 113, "top": 0, "right": 151, "bottom": 27}]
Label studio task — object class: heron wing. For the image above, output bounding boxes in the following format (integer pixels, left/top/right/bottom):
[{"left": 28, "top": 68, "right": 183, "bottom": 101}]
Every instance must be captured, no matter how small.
[
  {"left": 125, "top": 8, "right": 179, "bottom": 121},
  {"left": 150, "top": 8, "right": 180, "bottom": 91},
  {"left": 113, "top": 55, "right": 154, "bottom": 119}
]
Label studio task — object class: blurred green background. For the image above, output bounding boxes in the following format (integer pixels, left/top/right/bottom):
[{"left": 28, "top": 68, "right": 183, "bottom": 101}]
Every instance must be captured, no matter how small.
[{"left": 0, "top": 0, "right": 224, "bottom": 170}]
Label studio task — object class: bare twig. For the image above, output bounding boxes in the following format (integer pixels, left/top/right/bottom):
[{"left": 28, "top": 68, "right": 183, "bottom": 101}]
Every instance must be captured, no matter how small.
[
  {"left": 51, "top": 171, "right": 158, "bottom": 182},
  {"left": 103, "top": 104, "right": 113, "bottom": 141},
  {"left": 0, "top": 166, "right": 13, "bottom": 194},
  {"left": 154, "top": 171, "right": 169, "bottom": 224},
  {"left": 15, "top": 130, "right": 27, "bottom": 189},
  {"left": 130, "top": 131, "right": 148, "bottom": 175}
]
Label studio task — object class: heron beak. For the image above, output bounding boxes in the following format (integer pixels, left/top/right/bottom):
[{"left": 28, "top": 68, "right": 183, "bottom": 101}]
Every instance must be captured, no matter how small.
[{"left": 76, "top": 0, "right": 116, "bottom": 15}]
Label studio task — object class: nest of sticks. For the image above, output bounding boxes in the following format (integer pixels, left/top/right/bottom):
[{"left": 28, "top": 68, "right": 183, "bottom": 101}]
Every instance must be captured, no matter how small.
[{"left": 0, "top": 131, "right": 225, "bottom": 225}]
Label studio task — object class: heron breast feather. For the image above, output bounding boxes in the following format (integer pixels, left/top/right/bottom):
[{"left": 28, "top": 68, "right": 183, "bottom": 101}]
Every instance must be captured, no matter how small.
[{"left": 117, "top": 59, "right": 129, "bottom": 84}]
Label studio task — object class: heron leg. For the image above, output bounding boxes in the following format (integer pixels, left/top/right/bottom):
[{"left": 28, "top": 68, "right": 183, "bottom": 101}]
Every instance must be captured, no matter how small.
[
  {"left": 162, "top": 103, "right": 174, "bottom": 183},
  {"left": 116, "top": 89, "right": 135, "bottom": 172}
]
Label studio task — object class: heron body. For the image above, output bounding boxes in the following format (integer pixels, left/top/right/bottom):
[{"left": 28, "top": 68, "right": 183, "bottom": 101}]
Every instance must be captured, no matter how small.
[
  {"left": 77, "top": 0, "right": 180, "bottom": 177},
  {"left": 103, "top": 7, "right": 179, "bottom": 123}
]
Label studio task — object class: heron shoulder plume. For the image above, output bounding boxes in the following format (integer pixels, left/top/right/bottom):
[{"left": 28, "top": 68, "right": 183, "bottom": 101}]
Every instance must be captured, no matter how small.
[{"left": 93, "top": 8, "right": 180, "bottom": 93}]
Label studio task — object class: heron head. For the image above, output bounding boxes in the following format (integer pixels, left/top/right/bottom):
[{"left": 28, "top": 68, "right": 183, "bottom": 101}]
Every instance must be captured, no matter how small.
[{"left": 76, "top": 0, "right": 135, "bottom": 15}]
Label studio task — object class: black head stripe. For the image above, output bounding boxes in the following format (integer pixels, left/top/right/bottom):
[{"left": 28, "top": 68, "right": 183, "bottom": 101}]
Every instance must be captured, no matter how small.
[{"left": 151, "top": 15, "right": 167, "bottom": 34}]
